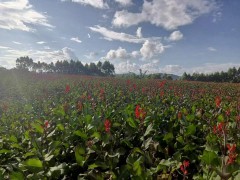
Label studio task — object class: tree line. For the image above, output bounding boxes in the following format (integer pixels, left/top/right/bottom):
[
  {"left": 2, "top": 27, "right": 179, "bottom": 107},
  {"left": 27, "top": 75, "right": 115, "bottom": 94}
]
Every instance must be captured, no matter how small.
[
  {"left": 15, "top": 56, "right": 115, "bottom": 76},
  {"left": 182, "top": 67, "right": 240, "bottom": 83}
]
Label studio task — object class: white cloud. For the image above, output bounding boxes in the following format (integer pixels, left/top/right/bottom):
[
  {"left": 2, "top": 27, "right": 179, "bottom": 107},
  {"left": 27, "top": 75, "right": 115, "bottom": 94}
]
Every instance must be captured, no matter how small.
[
  {"left": 136, "top": 27, "right": 142, "bottom": 38},
  {"left": 71, "top": 37, "right": 82, "bottom": 43},
  {"left": 37, "top": 41, "right": 46, "bottom": 44},
  {"left": 85, "top": 52, "right": 98, "bottom": 59},
  {"left": 43, "top": 46, "right": 51, "bottom": 50},
  {"left": 168, "top": 31, "right": 183, "bottom": 41},
  {"left": 0, "top": 46, "right": 78, "bottom": 68},
  {"left": 89, "top": 25, "right": 161, "bottom": 43},
  {"left": 0, "top": 0, "right": 53, "bottom": 31},
  {"left": 88, "top": 33, "right": 91, "bottom": 38},
  {"left": 62, "top": 0, "right": 109, "bottom": 9},
  {"left": 208, "top": 47, "right": 217, "bottom": 51},
  {"left": 12, "top": 41, "right": 22, "bottom": 45},
  {"left": 115, "top": 0, "right": 133, "bottom": 7},
  {"left": 187, "top": 63, "right": 240, "bottom": 74},
  {"left": 62, "top": 47, "right": 78, "bottom": 60},
  {"left": 0, "top": 46, "right": 11, "bottom": 49},
  {"left": 112, "top": 0, "right": 218, "bottom": 30},
  {"left": 106, "top": 47, "right": 130, "bottom": 60},
  {"left": 115, "top": 61, "right": 160, "bottom": 74},
  {"left": 140, "top": 40, "right": 165, "bottom": 59},
  {"left": 160, "top": 65, "right": 183, "bottom": 74}
]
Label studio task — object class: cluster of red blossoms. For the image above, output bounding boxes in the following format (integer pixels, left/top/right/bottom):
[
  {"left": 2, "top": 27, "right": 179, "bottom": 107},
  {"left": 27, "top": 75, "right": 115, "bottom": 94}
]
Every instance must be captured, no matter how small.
[
  {"left": 135, "top": 105, "right": 146, "bottom": 121},
  {"left": 180, "top": 160, "right": 190, "bottom": 175},
  {"left": 226, "top": 144, "right": 238, "bottom": 165},
  {"left": 104, "top": 119, "right": 111, "bottom": 133}
]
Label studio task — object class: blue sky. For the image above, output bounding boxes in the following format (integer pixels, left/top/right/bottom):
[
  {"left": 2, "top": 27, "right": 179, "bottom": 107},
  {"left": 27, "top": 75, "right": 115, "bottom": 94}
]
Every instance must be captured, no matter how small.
[{"left": 0, "top": 0, "right": 239, "bottom": 75}]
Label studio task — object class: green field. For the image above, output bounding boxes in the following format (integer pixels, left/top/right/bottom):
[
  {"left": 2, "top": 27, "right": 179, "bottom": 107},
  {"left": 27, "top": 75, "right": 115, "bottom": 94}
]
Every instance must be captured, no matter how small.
[{"left": 0, "top": 71, "right": 240, "bottom": 179}]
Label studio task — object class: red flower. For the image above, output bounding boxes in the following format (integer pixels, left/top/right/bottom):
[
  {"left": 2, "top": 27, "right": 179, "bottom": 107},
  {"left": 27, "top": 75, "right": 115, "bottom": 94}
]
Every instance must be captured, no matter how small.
[
  {"left": 226, "top": 144, "right": 237, "bottom": 165},
  {"left": 65, "top": 84, "right": 70, "bottom": 93},
  {"left": 183, "top": 160, "right": 190, "bottom": 167},
  {"left": 159, "top": 80, "right": 166, "bottom": 88},
  {"left": 104, "top": 119, "right": 111, "bottom": 133},
  {"left": 215, "top": 96, "right": 221, "bottom": 108},
  {"left": 225, "top": 109, "right": 230, "bottom": 116},
  {"left": 135, "top": 105, "right": 146, "bottom": 121},
  {"left": 44, "top": 120, "right": 50, "bottom": 129},
  {"left": 178, "top": 112, "right": 182, "bottom": 120},
  {"left": 160, "top": 91, "right": 164, "bottom": 97},
  {"left": 213, "top": 122, "right": 226, "bottom": 135},
  {"left": 180, "top": 160, "right": 189, "bottom": 175}
]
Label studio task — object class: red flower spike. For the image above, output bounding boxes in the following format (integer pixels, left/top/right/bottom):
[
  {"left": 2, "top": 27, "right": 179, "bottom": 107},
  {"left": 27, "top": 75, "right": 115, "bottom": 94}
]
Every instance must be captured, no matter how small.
[
  {"left": 215, "top": 96, "right": 221, "bottom": 108},
  {"left": 180, "top": 160, "right": 190, "bottom": 175},
  {"left": 226, "top": 144, "right": 238, "bottom": 165},
  {"left": 65, "top": 84, "right": 70, "bottom": 93},
  {"left": 104, "top": 119, "right": 111, "bottom": 133},
  {"left": 178, "top": 112, "right": 182, "bottom": 120},
  {"left": 44, "top": 120, "right": 50, "bottom": 129},
  {"left": 135, "top": 105, "right": 146, "bottom": 121},
  {"left": 183, "top": 160, "right": 190, "bottom": 167}
]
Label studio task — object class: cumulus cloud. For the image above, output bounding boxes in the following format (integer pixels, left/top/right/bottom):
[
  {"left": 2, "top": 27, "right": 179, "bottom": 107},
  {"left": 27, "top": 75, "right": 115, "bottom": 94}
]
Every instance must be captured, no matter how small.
[
  {"left": 112, "top": 0, "right": 218, "bottom": 30},
  {"left": 106, "top": 47, "right": 130, "bottom": 60},
  {"left": 208, "top": 47, "right": 217, "bottom": 51},
  {"left": 71, "top": 37, "right": 82, "bottom": 43},
  {"left": 0, "top": 0, "right": 53, "bottom": 31},
  {"left": 89, "top": 25, "right": 161, "bottom": 43},
  {"left": 168, "top": 31, "right": 183, "bottom": 41},
  {"left": 115, "top": 0, "right": 133, "bottom": 7},
  {"left": 61, "top": 0, "right": 109, "bottom": 9},
  {"left": 140, "top": 40, "right": 165, "bottom": 59}
]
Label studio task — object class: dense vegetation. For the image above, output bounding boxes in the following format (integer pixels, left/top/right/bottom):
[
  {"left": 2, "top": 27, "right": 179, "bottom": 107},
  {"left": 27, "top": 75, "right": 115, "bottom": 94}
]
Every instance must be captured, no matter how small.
[
  {"left": 0, "top": 70, "right": 239, "bottom": 179},
  {"left": 182, "top": 67, "right": 240, "bottom": 83},
  {"left": 15, "top": 56, "right": 115, "bottom": 76}
]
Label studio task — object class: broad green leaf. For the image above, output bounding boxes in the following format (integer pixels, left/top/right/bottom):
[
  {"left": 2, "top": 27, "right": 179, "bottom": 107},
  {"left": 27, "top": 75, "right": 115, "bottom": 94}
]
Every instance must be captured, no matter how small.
[
  {"left": 186, "top": 114, "right": 195, "bottom": 121},
  {"left": 10, "top": 172, "right": 24, "bottom": 180},
  {"left": 217, "top": 114, "right": 224, "bottom": 122},
  {"left": 143, "top": 137, "right": 152, "bottom": 150},
  {"left": 163, "top": 132, "right": 174, "bottom": 143},
  {"left": 176, "top": 136, "right": 184, "bottom": 144},
  {"left": 74, "top": 130, "right": 88, "bottom": 140},
  {"left": 201, "top": 150, "right": 219, "bottom": 165},
  {"left": 85, "top": 114, "right": 92, "bottom": 124},
  {"left": 57, "top": 124, "right": 64, "bottom": 131},
  {"left": 126, "top": 117, "right": 137, "bottom": 128},
  {"left": 24, "top": 158, "right": 43, "bottom": 168},
  {"left": 91, "top": 132, "right": 101, "bottom": 139},
  {"left": 144, "top": 123, "right": 153, "bottom": 137},
  {"left": 47, "top": 129, "right": 56, "bottom": 138},
  {"left": 186, "top": 124, "right": 196, "bottom": 136},
  {"left": 0, "top": 149, "right": 11, "bottom": 154},
  {"left": 88, "top": 163, "right": 99, "bottom": 169},
  {"left": 75, "top": 146, "right": 85, "bottom": 166},
  {"left": 133, "top": 159, "right": 142, "bottom": 176},
  {"left": 32, "top": 123, "right": 44, "bottom": 134},
  {"left": 9, "top": 135, "right": 17, "bottom": 143}
]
